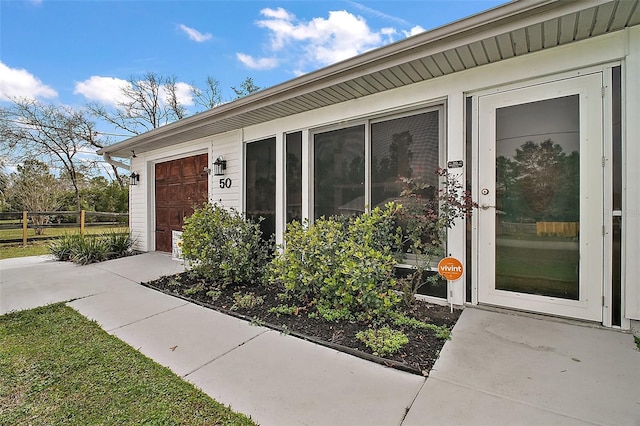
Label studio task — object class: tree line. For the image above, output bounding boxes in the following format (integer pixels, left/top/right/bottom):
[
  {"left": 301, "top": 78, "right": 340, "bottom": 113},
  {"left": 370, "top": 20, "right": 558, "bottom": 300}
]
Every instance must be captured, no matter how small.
[{"left": 0, "top": 73, "right": 261, "bottom": 215}]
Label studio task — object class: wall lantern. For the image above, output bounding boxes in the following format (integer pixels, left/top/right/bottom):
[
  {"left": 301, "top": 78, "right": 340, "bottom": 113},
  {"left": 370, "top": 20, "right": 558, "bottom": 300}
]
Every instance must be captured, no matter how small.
[
  {"left": 129, "top": 172, "right": 140, "bottom": 186},
  {"left": 213, "top": 156, "right": 227, "bottom": 176}
]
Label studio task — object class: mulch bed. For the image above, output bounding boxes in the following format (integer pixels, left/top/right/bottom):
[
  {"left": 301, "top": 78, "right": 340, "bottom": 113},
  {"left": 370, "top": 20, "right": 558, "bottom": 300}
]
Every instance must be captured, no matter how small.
[{"left": 141, "top": 273, "right": 461, "bottom": 376}]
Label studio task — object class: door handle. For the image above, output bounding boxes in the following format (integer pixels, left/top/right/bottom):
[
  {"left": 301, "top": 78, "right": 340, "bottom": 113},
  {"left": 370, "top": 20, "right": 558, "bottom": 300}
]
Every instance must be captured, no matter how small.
[{"left": 480, "top": 204, "right": 495, "bottom": 210}]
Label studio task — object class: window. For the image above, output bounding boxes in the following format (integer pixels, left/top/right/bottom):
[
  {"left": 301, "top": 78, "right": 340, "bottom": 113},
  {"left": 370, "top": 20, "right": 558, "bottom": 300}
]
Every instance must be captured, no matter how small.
[
  {"left": 310, "top": 108, "right": 444, "bottom": 298},
  {"left": 313, "top": 125, "right": 365, "bottom": 220},
  {"left": 371, "top": 110, "right": 441, "bottom": 207},
  {"left": 246, "top": 137, "right": 276, "bottom": 239},
  {"left": 286, "top": 132, "right": 303, "bottom": 223},
  {"left": 371, "top": 109, "right": 443, "bottom": 298}
]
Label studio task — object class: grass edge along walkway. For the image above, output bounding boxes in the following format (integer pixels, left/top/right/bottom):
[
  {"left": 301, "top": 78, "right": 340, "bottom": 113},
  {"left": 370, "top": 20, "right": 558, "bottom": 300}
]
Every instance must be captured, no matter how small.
[{"left": 0, "top": 303, "right": 256, "bottom": 425}]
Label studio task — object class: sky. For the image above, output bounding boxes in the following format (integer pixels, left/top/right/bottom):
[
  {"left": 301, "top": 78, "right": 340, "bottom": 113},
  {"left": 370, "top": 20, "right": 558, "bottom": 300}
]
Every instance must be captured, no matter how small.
[{"left": 0, "top": 0, "right": 506, "bottom": 173}]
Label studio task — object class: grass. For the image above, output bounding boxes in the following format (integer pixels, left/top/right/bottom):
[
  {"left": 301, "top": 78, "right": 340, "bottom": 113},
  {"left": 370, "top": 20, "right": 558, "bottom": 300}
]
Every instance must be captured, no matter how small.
[
  {"left": 0, "top": 225, "right": 124, "bottom": 241},
  {"left": 0, "top": 227, "right": 129, "bottom": 260},
  {"left": 0, "top": 304, "right": 256, "bottom": 426},
  {"left": 0, "top": 241, "right": 50, "bottom": 259},
  {"left": 635, "top": 336, "right": 640, "bottom": 351}
]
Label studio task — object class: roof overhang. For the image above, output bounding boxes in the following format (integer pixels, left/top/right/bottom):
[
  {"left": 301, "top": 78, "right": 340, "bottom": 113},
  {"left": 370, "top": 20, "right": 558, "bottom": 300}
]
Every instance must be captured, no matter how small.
[{"left": 99, "top": 0, "right": 639, "bottom": 158}]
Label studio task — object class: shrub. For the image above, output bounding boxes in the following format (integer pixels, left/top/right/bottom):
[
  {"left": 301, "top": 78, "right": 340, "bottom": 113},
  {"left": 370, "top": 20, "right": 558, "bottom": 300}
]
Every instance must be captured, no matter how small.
[
  {"left": 49, "top": 233, "right": 82, "bottom": 262},
  {"left": 356, "top": 326, "right": 409, "bottom": 356},
  {"left": 268, "top": 203, "right": 403, "bottom": 322},
  {"left": 231, "top": 292, "right": 264, "bottom": 310},
  {"left": 390, "top": 313, "right": 451, "bottom": 340},
  {"left": 69, "top": 235, "right": 110, "bottom": 265},
  {"left": 49, "top": 231, "right": 135, "bottom": 265},
  {"left": 101, "top": 228, "right": 135, "bottom": 258},
  {"left": 395, "top": 169, "right": 477, "bottom": 306},
  {"left": 181, "top": 203, "right": 271, "bottom": 286}
]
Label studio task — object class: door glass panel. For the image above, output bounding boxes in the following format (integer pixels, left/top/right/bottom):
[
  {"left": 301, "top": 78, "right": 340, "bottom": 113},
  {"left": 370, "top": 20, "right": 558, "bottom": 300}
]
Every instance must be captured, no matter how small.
[{"left": 495, "top": 95, "right": 580, "bottom": 300}]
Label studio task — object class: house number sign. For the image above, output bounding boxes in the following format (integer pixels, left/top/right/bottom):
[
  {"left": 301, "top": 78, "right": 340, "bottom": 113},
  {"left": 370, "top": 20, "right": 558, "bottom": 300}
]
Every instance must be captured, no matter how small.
[{"left": 219, "top": 178, "right": 232, "bottom": 189}]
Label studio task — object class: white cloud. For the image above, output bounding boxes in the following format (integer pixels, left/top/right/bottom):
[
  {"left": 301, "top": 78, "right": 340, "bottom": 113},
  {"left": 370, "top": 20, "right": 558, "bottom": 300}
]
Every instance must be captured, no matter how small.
[
  {"left": 74, "top": 75, "right": 194, "bottom": 107},
  {"left": 236, "top": 53, "right": 278, "bottom": 70},
  {"left": 403, "top": 25, "right": 425, "bottom": 37},
  {"left": 242, "top": 7, "right": 423, "bottom": 74},
  {"left": 178, "top": 24, "right": 212, "bottom": 42},
  {"left": 260, "top": 7, "right": 294, "bottom": 21},
  {"left": 172, "top": 81, "right": 194, "bottom": 106},
  {"left": 0, "top": 62, "right": 57, "bottom": 101},
  {"left": 74, "top": 76, "right": 130, "bottom": 105}
]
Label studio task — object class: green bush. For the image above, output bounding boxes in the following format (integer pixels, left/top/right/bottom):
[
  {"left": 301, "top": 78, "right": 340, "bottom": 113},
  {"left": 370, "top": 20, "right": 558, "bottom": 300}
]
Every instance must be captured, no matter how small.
[
  {"left": 231, "top": 292, "right": 264, "bottom": 310},
  {"left": 49, "top": 231, "right": 135, "bottom": 265},
  {"left": 70, "top": 235, "right": 110, "bottom": 265},
  {"left": 101, "top": 228, "right": 134, "bottom": 257},
  {"left": 356, "top": 326, "right": 409, "bottom": 356},
  {"left": 49, "top": 233, "right": 83, "bottom": 262},
  {"left": 390, "top": 313, "right": 451, "bottom": 340},
  {"left": 396, "top": 169, "right": 477, "bottom": 306},
  {"left": 268, "top": 203, "right": 403, "bottom": 322},
  {"left": 181, "top": 203, "right": 271, "bottom": 286}
]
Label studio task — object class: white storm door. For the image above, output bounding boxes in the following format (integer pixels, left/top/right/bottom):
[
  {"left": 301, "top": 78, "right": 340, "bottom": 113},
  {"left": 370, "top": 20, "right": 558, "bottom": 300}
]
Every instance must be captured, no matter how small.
[{"left": 477, "top": 74, "right": 603, "bottom": 322}]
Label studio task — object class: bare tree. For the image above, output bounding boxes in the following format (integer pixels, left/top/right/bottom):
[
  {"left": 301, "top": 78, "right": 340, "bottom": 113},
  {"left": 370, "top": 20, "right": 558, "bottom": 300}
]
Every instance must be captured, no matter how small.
[
  {"left": 87, "top": 72, "right": 188, "bottom": 135},
  {"left": 0, "top": 98, "right": 105, "bottom": 212},
  {"left": 190, "top": 75, "right": 223, "bottom": 111}
]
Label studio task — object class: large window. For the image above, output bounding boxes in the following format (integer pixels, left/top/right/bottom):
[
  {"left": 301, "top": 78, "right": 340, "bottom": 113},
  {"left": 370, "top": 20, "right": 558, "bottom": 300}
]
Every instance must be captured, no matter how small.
[
  {"left": 246, "top": 137, "right": 276, "bottom": 239},
  {"left": 313, "top": 125, "right": 365, "bottom": 220}
]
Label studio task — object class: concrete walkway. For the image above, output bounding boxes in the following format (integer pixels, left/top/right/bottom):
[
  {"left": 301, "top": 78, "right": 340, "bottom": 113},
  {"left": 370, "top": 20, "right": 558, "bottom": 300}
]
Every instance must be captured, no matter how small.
[{"left": 1, "top": 253, "right": 639, "bottom": 425}]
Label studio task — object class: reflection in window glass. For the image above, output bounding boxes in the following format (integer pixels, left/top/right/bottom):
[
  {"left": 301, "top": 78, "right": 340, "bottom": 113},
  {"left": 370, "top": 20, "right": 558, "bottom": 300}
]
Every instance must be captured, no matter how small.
[
  {"left": 313, "top": 125, "right": 365, "bottom": 220},
  {"left": 246, "top": 137, "right": 276, "bottom": 239},
  {"left": 286, "top": 132, "right": 303, "bottom": 223},
  {"left": 371, "top": 111, "right": 440, "bottom": 207},
  {"left": 495, "top": 95, "right": 580, "bottom": 300}
]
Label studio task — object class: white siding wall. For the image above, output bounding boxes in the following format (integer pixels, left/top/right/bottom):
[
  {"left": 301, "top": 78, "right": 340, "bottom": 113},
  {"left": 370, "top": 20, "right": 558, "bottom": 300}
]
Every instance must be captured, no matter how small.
[
  {"left": 209, "top": 130, "right": 242, "bottom": 210},
  {"left": 624, "top": 26, "right": 640, "bottom": 322},
  {"left": 128, "top": 156, "right": 147, "bottom": 251}
]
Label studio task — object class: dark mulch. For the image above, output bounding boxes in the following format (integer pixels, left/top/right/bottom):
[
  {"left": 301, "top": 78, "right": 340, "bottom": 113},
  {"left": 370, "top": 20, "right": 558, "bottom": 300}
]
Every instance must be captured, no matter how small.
[{"left": 141, "top": 273, "right": 461, "bottom": 376}]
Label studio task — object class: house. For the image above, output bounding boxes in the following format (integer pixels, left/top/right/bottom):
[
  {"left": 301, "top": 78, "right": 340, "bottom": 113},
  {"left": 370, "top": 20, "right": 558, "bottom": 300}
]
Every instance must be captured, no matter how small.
[{"left": 98, "top": 0, "right": 640, "bottom": 333}]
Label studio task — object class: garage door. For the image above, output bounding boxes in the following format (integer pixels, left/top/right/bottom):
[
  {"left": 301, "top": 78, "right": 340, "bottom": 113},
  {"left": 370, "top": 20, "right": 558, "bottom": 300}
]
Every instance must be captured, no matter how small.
[{"left": 155, "top": 154, "right": 208, "bottom": 252}]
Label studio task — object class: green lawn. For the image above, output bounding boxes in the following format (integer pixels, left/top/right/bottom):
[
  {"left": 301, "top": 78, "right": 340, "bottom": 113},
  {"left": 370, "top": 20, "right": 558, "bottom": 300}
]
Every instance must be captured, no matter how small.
[
  {"left": 0, "top": 304, "right": 256, "bottom": 426},
  {"left": 0, "top": 225, "right": 125, "bottom": 241},
  {"left": 0, "top": 227, "right": 129, "bottom": 260},
  {"left": 0, "top": 241, "right": 50, "bottom": 259}
]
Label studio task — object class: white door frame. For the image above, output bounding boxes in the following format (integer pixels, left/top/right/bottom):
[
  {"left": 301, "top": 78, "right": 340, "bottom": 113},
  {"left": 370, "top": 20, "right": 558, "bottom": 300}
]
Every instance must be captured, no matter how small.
[{"left": 475, "top": 73, "right": 604, "bottom": 322}]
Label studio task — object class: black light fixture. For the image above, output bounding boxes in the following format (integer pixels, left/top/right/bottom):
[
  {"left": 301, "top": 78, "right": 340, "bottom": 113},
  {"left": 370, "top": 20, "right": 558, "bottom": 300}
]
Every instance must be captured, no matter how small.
[
  {"left": 129, "top": 172, "right": 140, "bottom": 186},
  {"left": 213, "top": 156, "right": 227, "bottom": 176}
]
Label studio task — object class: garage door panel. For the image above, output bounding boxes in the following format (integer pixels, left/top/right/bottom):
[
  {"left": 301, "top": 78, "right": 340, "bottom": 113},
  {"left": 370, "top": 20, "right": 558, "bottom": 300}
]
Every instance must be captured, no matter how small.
[
  {"left": 168, "top": 183, "right": 183, "bottom": 201},
  {"left": 182, "top": 157, "right": 198, "bottom": 176},
  {"left": 168, "top": 208, "right": 183, "bottom": 227}
]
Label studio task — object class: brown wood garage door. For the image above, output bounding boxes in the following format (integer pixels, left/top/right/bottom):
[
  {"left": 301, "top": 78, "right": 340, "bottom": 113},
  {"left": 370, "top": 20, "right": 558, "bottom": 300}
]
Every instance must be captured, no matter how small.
[{"left": 155, "top": 154, "right": 208, "bottom": 252}]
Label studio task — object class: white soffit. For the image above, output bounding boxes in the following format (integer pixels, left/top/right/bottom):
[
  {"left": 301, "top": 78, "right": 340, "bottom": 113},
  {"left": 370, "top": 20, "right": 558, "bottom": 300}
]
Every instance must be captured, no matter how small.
[{"left": 101, "top": 0, "right": 639, "bottom": 157}]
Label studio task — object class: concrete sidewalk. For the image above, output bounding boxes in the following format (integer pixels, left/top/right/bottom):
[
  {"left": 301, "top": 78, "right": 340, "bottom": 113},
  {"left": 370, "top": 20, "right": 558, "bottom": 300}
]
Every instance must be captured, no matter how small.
[{"left": 1, "top": 253, "right": 639, "bottom": 425}]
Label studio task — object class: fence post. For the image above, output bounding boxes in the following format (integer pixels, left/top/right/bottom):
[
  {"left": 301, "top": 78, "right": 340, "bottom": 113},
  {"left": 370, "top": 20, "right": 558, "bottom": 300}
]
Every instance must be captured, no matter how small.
[
  {"left": 80, "top": 210, "right": 85, "bottom": 236},
  {"left": 22, "top": 211, "right": 27, "bottom": 247}
]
